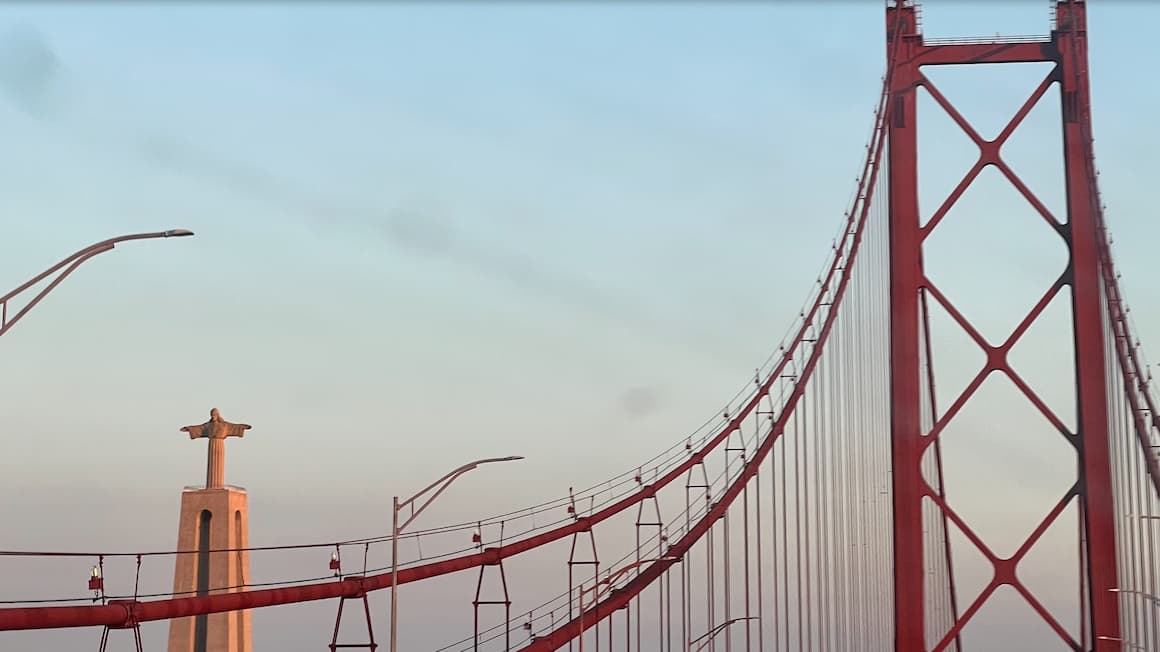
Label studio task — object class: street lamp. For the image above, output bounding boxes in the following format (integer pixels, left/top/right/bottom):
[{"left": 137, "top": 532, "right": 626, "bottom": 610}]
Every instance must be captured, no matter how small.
[
  {"left": 0, "top": 229, "right": 194, "bottom": 337},
  {"left": 1096, "top": 634, "right": 1146, "bottom": 650},
  {"left": 1110, "top": 587, "right": 1160, "bottom": 607},
  {"left": 389, "top": 455, "right": 524, "bottom": 652},
  {"left": 689, "top": 617, "right": 759, "bottom": 652}
]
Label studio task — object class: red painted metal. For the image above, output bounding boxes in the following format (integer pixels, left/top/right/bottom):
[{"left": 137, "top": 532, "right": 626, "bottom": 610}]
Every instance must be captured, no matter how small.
[
  {"left": 723, "top": 423, "right": 747, "bottom": 652},
  {"left": 88, "top": 570, "right": 104, "bottom": 595},
  {"left": 885, "top": 1, "right": 1122, "bottom": 649},
  {"left": 472, "top": 550, "right": 511, "bottom": 652},
  {"left": 1103, "top": 261, "right": 1160, "bottom": 494},
  {"left": 884, "top": 4, "right": 925, "bottom": 650},
  {"left": 96, "top": 601, "right": 143, "bottom": 652},
  {"left": 907, "top": 41, "right": 1052, "bottom": 67},
  {"left": 920, "top": 287, "right": 962, "bottom": 652},
  {"left": 567, "top": 524, "right": 599, "bottom": 652},
  {"left": 328, "top": 581, "right": 378, "bottom": 652},
  {"left": 1094, "top": 123, "right": 1160, "bottom": 652},
  {"left": 1055, "top": 3, "right": 1121, "bottom": 647},
  {"left": 632, "top": 481, "right": 662, "bottom": 652},
  {"left": 683, "top": 449, "right": 710, "bottom": 652}
]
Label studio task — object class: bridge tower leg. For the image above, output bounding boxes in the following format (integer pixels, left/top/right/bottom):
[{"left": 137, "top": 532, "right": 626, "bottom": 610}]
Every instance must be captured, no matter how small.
[
  {"left": 885, "top": 1, "right": 1120, "bottom": 650},
  {"left": 884, "top": 3, "right": 926, "bottom": 649},
  {"left": 1054, "top": 3, "right": 1122, "bottom": 647}
]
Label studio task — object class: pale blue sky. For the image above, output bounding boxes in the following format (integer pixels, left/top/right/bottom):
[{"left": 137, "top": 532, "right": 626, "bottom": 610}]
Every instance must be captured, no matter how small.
[{"left": 1, "top": 1, "right": 1158, "bottom": 649}]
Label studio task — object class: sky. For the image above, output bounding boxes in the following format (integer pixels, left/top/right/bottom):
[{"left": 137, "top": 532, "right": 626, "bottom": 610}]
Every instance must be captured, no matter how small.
[{"left": 1, "top": 1, "right": 1159, "bottom": 650}]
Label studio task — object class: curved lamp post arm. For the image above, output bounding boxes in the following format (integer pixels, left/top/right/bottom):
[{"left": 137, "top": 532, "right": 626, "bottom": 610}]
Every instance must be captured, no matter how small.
[
  {"left": 576, "top": 562, "right": 646, "bottom": 602},
  {"left": 595, "top": 557, "right": 679, "bottom": 593},
  {"left": 396, "top": 455, "right": 523, "bottom": 533},
  {"left": 689, "top": 616, "right": 758, "bottom": 652},
  {"left": 1095, "top": 636, "right": 1145, "bottom": 650},
  {"left": 0, "top": 229, "right": 193, "bottom": 337},
  {"left": 575, "top": 556, "right": 680, "bottom": 652},
  {"left": 390, "top": 454, "right": 523, "bottom": 652},
  {"left": 1110, "top": 588, "right": 1160, "bottom": 607}
]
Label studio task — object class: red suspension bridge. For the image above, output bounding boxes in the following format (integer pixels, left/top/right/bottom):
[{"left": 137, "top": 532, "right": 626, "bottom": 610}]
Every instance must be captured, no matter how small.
[{"left": 2, "top": 1, "right": 1159, "bottom": 650}]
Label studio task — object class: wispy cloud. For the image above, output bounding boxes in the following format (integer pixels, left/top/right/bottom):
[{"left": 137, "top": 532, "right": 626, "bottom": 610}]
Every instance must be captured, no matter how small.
[
  {"left": 0, "top": 27, "right": 63, "bottom": 117},
  {"left": 135, "top": 133, "right": 729, "bottom": 358}
]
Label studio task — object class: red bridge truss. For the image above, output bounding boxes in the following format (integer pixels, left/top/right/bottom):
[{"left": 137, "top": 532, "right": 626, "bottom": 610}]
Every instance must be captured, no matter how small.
[{"left": 3, "top": 1, "right": 1159, "bottom": 650}]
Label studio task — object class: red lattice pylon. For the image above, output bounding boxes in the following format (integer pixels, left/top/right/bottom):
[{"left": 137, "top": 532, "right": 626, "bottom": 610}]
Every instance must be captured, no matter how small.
[{"left": 885, "top": 2, "right": 1119, "bottom": 651}]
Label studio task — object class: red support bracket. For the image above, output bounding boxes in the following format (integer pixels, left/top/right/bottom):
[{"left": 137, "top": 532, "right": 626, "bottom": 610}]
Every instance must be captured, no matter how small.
[
  {"left": 97, "top": 601, "right": 143, "bottom": 652},
  {"left": 634, "top": 490, "right": 664, "bottom": 652},
  {"left": 328, "top": 577, "right": 377, "bottom": 652},
  {"left": 567, "top": 527, "right": 599, "bottom": 652},
  {"left": 473, "top": 548, "right": 512, "bottom": 652}
]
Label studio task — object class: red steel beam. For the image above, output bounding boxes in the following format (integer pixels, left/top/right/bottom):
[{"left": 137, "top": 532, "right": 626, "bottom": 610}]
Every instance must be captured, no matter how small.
[
  {"left": 1056, "top": 2, "right": 1121, "bottom": 647},
  {"left": 911, "top": 41, "right": 1053, "bottom": 67},
  {"left": 883, "top": 1, "right": 1122, "bottom": 649},
  {"left": 885, "top": 4, "right": 926, "bottom": 650},
  {"left": 1103, "top": 261, "right": 1160, "bottom": 497}
]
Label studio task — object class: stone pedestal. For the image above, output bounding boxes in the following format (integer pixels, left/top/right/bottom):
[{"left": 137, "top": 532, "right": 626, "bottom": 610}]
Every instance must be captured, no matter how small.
[{"left": 166, "top": 486, "right": 252, "bottom": 652}]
